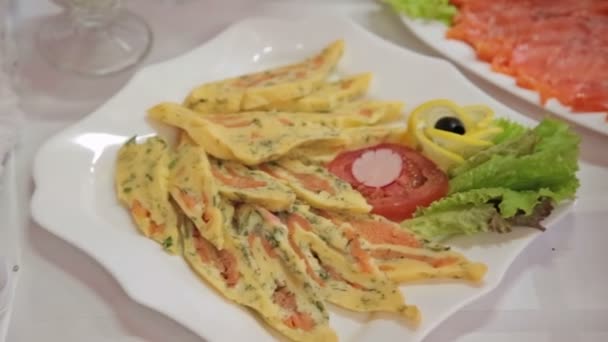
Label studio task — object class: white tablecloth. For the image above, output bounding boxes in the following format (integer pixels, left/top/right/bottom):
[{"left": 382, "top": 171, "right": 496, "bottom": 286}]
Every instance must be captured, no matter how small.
[{"left": 6, "top": 1, "right": 608, "bottom": 341}]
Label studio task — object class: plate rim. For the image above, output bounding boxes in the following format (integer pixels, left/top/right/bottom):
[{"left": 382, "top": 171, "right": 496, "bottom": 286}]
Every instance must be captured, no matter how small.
[{"left": 30, "top": 14, "right": 573, "bottom": 342}]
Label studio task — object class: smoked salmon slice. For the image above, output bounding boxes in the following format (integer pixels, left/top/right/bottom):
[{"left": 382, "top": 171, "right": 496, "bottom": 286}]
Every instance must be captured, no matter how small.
[{"left": 447, "top": 0, "right": 608, "bottom": 117}]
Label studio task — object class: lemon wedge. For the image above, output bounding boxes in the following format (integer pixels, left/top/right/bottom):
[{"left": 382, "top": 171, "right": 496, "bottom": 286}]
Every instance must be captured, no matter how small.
[
  {"left": 424, "top": 127, "right": 493, "bottom": 158},
  {"left": 461, "top": 105, "right": 495, "bottom": 129},
  {"left": 413, "top": 128, "right": 464, "bottom": 171},
  {"left": 406, "top": 99, "right": 502, "bottom": 171}
]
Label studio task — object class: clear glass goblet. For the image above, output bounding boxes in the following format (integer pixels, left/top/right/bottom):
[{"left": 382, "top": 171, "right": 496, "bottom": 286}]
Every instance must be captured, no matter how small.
[{"left": 36, "top": 0, "right": 152, "bottom": 76}]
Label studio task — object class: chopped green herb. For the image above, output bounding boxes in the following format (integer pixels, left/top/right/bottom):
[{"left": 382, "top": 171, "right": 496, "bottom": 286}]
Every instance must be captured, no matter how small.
[
  {"left": 162, "top": 236, "right": 173, "bottom": 250},
  {"left": 145, "top": 174, "right": 154, "bottom": 182},
  {"left": 308, "top": 215, "right": 319, "bottom": 225},
  {"left": 266, "top": 233, "right": 280, "bottom": 248},
  {"left": 314, "top": 301, "right": 325, "bottom": 312},
  {"left": 123, "top": 187, "right": 132, "bottom": 193},
  {"left": 330, "top": 285, "right": 347, "bottom": 292},
  {"left": 125, "top": 135, "right": 137, "bottom": 145},
  {"left": 239, "top": 246, "right": 251, "bottom": 263},
  {"left": 259, "top": 140, "right": 274, "bottom": 149},
  {"left": 319, "top": 235, "right": 330, "bottom": 245},
  {"left": 252, "top": 118, "right": 262, "bottom": 127},
  {"left": 168, "top": 158, "right": 178, "bottom": 169}
]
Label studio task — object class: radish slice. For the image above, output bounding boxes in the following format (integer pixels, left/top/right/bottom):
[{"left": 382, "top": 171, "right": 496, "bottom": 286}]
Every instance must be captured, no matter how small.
[{"left": 351, "top": 148, "right": 402, "bottom": 188}]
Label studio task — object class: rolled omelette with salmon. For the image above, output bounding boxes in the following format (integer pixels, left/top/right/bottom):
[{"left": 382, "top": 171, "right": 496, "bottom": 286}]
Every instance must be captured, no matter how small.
[
  {"left": 180, "top": 207, "right": 260, "bottom": 307},
  {"left": 290, "top": 125, "right": 408, "bottom": 164},
  {"left": 258, "top": 157, "right": 372, "bottom": 214},
  {"left": 279, "top": 209, "right": 420, "bottom": 322},
  {"left": 318, "top": 211, "right": 487, "bottom": 283},
  {"left": 259, "top": 73, "right": 373, "bottom": 112},
  {"left": 330, "top": 100, "right": 404, "bottom": 127},
  {"left": 181, "top": 201, "right": 334, "bottom": 342},
  {"left": 148, "top": 102, "right": 349, "bottom": 165},
  {"left": 231, "top": 204, "right": 338, "bottom": 342},
  {"left": 185, "top": 40, "right": 345, "bottom": 113},
  {"left": 115, "top": 136, "right": 181, "bottom": 254},
  {"left": 209, "top": 158, "right": 296, "bottom": 211},
  {"left": 169, "top": 142, "right": 225, "bottom": 249}
]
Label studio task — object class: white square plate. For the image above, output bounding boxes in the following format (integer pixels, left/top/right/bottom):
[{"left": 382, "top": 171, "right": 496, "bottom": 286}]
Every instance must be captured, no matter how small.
[
  {"left": 31, "top": 16, "right": 572, "bottom": 342},
  {"left": 399, "top": 16, "right": 608, "bottom": 136}
]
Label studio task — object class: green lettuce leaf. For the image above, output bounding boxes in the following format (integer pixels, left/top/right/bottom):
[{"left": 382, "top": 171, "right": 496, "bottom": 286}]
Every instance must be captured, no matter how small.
[
  {"left": 449, "top": 119, "right": 580, "bottom": 198},
  {"left": 403, "top": 118, "right": 580, "bottom": 241},
  {"left": 405, "top": 195, "right": 555, "bottom": 241},
  {"left": 492, "top": 118, "right": 528, "bottom": 144},
  {"left": 417, "top": 187, "right": 554, "bottom": 218},
  {"left": 385, "top": 0, "right": 457, "bottom": 25},
  {"left": 405, "top": 204, "right": 500, "bottom": 241},
  {"left": 449, "top": 128, "right": 538, "bottom": 177}
]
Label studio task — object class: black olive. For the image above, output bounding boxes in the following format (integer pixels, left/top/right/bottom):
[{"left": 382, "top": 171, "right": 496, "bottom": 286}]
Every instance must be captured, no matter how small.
[{"left": 434, "top": 116, "right": 466, "bottom": 135}]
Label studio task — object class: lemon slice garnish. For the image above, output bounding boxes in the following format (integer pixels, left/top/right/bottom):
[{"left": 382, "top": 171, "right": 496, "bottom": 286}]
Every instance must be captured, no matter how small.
[
  {"left": 406, "top": 99, "right": 470, "bottom": 144},
  {"left": 425, "top": 127, "right": 493, "bottom": 158},
  {"left": 466, "top": 126, "right": 504, "bottom": 141},
  {"left": 461, "top": 105, "right": 494, "bottom": 129},
  {"left": 408, "top": 99, "right": 470, "bottom": 129},
  {"left": 406, "top": 100, "right": 503, "bottom": 171},
  {"left": 414, "top": 128, "right": 464, "bottom": 171}
]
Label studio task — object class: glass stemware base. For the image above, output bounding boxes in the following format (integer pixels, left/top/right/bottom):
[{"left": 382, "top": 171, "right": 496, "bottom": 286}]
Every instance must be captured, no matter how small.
[{"left": 36, "top": 8, "right": 152, "bottom": 76}]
